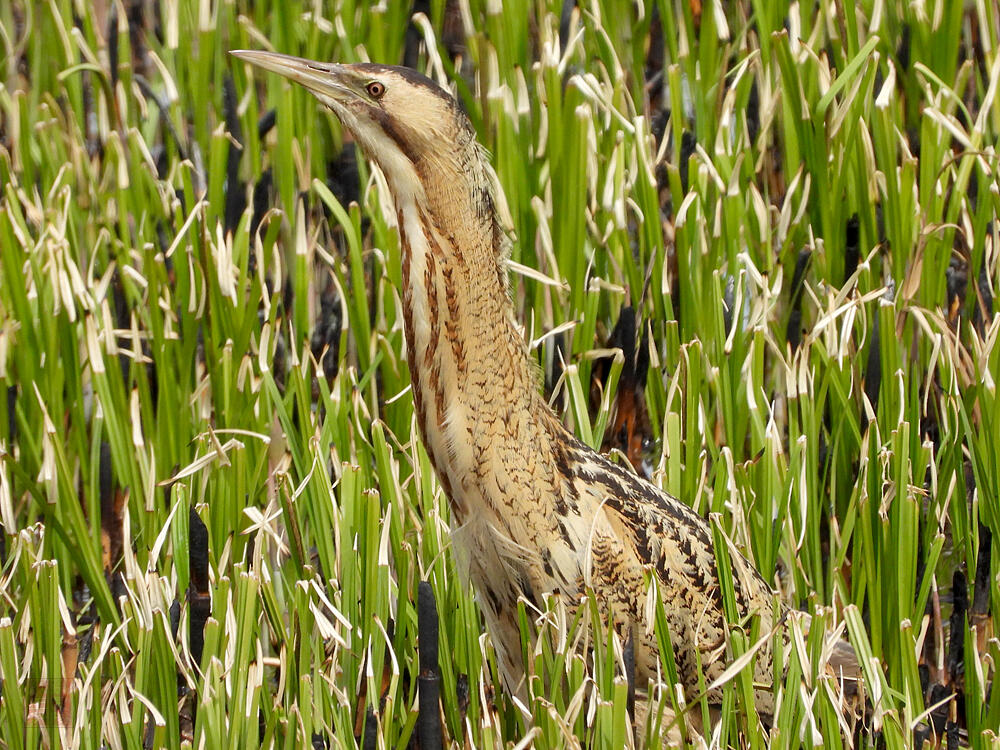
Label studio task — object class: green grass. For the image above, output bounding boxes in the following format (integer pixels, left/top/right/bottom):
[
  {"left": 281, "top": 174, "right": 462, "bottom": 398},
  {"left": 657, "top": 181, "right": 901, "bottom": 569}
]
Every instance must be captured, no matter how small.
[{"left": 1, "top": 0, "right": 998, "bottom": 747}]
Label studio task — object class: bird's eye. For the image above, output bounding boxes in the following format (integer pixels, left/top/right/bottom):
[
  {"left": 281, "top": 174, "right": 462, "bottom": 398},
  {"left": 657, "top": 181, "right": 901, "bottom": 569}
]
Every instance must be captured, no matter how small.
[{"left": 366, "top": 81, "right": 386, "bottom": 99}]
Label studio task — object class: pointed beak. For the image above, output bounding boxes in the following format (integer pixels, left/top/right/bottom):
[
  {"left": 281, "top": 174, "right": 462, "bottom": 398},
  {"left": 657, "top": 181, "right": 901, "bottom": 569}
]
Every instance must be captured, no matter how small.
[{"left": 230, "top": 50, "right": 357, "bottom": 104}]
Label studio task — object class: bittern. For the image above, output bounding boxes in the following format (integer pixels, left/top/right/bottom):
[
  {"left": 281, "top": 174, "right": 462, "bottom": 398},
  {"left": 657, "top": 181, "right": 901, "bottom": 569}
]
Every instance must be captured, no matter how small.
[{"left": 232, "top": 51, "right": 848, "bottom": 732}]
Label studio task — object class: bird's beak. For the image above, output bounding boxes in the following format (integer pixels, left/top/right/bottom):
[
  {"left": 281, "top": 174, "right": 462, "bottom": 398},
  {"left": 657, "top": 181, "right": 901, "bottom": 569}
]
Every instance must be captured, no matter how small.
[{"left": 230, "top": 50, "right": 356, "bottom": 104}]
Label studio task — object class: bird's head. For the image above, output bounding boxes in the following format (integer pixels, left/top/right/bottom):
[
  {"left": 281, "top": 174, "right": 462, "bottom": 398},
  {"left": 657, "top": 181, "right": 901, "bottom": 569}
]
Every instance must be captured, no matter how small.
[{"left": 232, "top": 51, "right": 478, "bottom": 206}]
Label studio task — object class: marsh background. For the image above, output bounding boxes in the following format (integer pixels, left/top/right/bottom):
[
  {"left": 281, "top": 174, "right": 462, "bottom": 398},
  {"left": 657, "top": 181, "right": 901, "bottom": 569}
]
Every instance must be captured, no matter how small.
[{"left": 0, "top": 1, "right": 997, "bottom": 747}]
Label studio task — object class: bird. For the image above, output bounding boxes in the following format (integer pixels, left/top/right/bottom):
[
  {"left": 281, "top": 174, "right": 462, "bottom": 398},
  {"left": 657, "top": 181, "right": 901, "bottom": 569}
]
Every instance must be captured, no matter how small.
[{"left": 231, "top": 50, "right": 855, "bottom": 737}]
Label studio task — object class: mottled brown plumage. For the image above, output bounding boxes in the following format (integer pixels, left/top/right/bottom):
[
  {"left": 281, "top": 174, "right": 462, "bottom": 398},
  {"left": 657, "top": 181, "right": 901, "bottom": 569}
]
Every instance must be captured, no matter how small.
[{"left": 232, "top": 51, "right": 836, "bottom": 733}]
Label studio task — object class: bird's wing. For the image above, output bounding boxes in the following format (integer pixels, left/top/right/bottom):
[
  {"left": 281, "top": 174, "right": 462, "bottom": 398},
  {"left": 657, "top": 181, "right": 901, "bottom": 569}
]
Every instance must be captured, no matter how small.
[{"left": 569, "top": 443, "right": 779, "bottom": 705}]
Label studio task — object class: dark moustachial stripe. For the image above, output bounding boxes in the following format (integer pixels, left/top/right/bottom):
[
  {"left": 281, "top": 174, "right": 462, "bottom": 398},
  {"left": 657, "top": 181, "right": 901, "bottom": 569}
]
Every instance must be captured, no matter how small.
[{"left": 370, "top": 105, "right": 418, "bottom": 163}]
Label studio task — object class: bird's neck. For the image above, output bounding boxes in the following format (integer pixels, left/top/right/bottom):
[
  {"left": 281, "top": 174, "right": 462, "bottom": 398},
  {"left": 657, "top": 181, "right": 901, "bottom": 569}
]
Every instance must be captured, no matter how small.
[{"left": 394, "top": 185, "right": 549, "bottom": 520}]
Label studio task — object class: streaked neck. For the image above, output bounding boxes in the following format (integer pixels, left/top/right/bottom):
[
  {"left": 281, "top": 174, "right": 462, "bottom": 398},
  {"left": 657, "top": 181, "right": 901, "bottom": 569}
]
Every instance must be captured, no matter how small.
[{"left": 394, "top": 186, "right": 542, "bottom": 517}]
